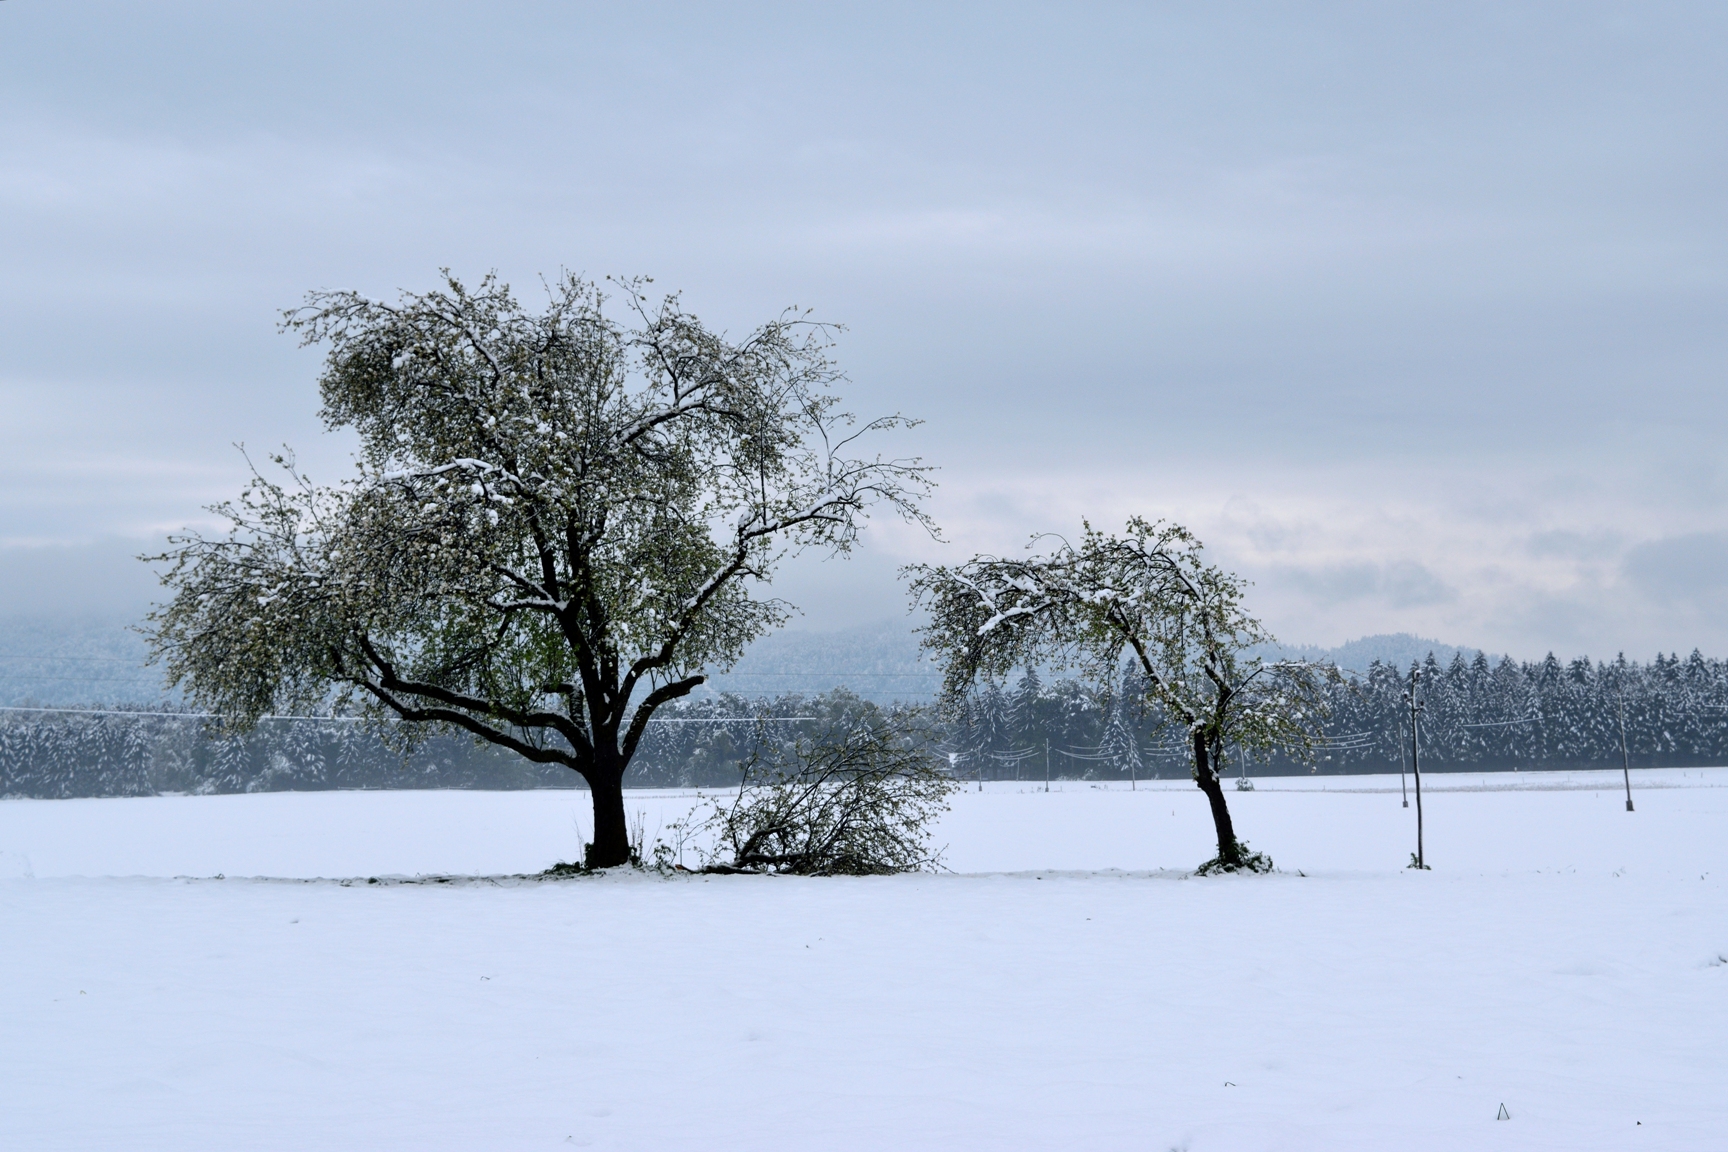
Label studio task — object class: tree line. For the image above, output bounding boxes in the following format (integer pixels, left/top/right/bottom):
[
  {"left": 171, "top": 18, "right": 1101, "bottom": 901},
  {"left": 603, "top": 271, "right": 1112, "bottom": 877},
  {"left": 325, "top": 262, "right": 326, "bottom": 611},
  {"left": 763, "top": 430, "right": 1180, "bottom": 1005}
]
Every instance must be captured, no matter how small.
[
  {"left": 899, "top": 648, "right": 1728, "bottom": 779},
  {"left": 9, "top": 648, "right": 1723, "bottom": 799},
  {"left": 1319, "top": 649, "right": 1728, "bottom": 773},
  {"left": 0, "top": 692, "right": 881, "bottom": 799}
]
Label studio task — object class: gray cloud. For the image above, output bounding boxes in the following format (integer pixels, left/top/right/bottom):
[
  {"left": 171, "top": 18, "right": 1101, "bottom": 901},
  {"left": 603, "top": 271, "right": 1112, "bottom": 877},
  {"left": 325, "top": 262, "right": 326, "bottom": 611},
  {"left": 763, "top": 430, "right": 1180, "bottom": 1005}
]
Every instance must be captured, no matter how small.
[
  {"left": 1275, "top": 560, "right": 1456, "bottom": 611},
  {"left": 1526, "top": 529, "right": 1626, "bottom": 561},
  {"left": 1621, "top": 532, "right": 1728, "bottom": 608},
  {"left": 0, "top": 538, "right": 165, "bottom": 621},
  {"left": 0, "top": 2, "right": 1725, "bottom": 658}
]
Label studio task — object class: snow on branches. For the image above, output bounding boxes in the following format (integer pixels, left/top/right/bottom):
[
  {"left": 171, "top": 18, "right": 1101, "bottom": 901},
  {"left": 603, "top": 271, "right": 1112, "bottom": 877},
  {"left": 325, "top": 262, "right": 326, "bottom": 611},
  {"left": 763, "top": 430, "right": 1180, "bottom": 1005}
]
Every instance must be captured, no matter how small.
[
  {"left": 146, "top": 272, "right": 934, "bottom": 867},
  {"left": 907, "top": 517, "right": 1339, "bottom": 871}
]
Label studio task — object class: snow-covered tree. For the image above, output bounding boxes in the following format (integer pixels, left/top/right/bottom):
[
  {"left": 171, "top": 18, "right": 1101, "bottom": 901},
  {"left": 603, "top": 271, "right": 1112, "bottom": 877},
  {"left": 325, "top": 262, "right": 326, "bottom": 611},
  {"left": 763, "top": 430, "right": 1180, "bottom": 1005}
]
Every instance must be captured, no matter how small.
[
  {"left": 969, "top": 681, "right": 1013, "bottom": 777},
  {"left": 1100, "top": 668, "right": 1145, "bottom": 785},
  {"left": 1007, "top": 667, "right": 1045, "bottom": 752},
  {"left": 145, "top": 273, "right": 933, "bottom": 866},
  {"left": 908, "top": 517, "right": 1338, "bottom": 872}
]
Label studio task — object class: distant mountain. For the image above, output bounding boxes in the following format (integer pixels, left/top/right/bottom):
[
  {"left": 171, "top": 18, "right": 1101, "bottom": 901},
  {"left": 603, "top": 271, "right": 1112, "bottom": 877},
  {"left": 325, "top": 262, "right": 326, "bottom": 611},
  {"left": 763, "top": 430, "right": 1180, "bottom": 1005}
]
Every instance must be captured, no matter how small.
[
  {"left": 698, "top": 618, "right": 940, "bottom": 704},
  {"left": 0, "top": 615, "right": 170, "bottom": 707},
  {"left": 0, "top": 614, "right": 942, "bottom": 709},
  {"left": 1272, "top": 633, "right": 1497, "bottom": 677},
  {"left": 706, "top": 626, "right": 1502, "bottom": 701},
  {"left": 0, "top": 613, "right": 1494, "bottom": 709}
]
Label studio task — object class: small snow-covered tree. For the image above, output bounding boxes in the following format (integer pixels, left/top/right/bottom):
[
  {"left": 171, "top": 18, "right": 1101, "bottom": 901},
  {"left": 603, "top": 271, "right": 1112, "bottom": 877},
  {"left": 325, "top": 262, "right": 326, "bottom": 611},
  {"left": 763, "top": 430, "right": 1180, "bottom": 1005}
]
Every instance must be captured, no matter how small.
[
  {"left": 1101, "top": 670, "right": 1144, "bottom": 785},
  {"left": 969, "top": 681, "right": 1012, "bottom": 776},
  {"left": 907, "top": 517, "right": 1338, "bottom": 872},
  {"left": 145, "top": 273, "right": 933, "bottom": 867},
  {"left": 1007, "top": 667, "right": 1045, "bottom": 750}
]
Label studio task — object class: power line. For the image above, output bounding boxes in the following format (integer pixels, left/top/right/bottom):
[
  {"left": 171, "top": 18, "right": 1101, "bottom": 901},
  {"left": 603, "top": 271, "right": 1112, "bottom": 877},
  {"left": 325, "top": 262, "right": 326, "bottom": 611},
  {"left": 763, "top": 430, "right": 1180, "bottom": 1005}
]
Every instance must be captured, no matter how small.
[
  {"left": 705, "top": 671, "right": 941, "bottom": 679},
  {"left": 0, "top": 675, "right": 164, "bottom": 684},
  {"left": 0, "top": 654, "right": 145, "bottom": 663},
  {"left": 0, "top": 704, "right": 818, "bottom": 723},
  {"left": 0, "top": 706, "right": 352, "bottom": 721}
]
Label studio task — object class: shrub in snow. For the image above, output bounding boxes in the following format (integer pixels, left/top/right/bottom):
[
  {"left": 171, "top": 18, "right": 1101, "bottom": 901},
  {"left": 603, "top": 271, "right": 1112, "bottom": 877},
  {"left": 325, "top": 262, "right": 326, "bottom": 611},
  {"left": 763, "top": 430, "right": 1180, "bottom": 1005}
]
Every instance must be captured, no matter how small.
[{"left": 688, "top": 710, "right": 956, "bottom": 876}]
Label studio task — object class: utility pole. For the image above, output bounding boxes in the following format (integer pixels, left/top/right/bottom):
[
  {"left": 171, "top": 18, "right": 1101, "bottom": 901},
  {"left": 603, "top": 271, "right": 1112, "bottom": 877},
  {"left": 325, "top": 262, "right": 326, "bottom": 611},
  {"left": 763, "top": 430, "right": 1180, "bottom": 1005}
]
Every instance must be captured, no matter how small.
[
  {"left": 1044, "top": 739, "right": 1051, "bottom": 793},
  {"left": 1408, "top": 665, "right": 1427, "bottom": 869},
  {"left": 1617, "top": 684, "right": 1635, "bottom": 812},
  {"left": 1398, "top": 719, "right": 1409, "bottom": 808}
]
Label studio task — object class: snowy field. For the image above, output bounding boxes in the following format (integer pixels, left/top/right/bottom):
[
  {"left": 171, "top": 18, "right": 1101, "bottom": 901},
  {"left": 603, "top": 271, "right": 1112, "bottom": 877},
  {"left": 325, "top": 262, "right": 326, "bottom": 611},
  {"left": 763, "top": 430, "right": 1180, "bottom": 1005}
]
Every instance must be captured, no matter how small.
[{"left": 3, "top": 769, "right": 1725, "bottom": 1151}]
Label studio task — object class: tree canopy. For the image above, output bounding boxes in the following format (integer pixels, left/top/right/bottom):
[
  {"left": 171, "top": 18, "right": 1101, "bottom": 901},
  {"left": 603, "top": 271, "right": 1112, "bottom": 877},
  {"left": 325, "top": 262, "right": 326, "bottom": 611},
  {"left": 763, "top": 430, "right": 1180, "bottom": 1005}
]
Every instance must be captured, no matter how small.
[
  {"left": 907, "top": 517, "right": 1336, "bottom": 870},
  {"left": 146, "top": 272, "right": 933, "bottom": 865}
]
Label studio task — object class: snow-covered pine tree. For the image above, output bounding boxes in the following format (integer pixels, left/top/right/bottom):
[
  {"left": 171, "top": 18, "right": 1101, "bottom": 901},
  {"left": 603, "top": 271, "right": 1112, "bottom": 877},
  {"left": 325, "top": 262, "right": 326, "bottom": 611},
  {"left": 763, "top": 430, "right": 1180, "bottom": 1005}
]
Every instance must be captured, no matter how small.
[
  {"left": 1008, "top": 668, "right": 1045, "bottom": 757},
  {"left": 1100, "top": 669, "right": 1143, "bottom": 786},
  {"left": 972, "top": 682, "right": 1012, "bottom": 779}
]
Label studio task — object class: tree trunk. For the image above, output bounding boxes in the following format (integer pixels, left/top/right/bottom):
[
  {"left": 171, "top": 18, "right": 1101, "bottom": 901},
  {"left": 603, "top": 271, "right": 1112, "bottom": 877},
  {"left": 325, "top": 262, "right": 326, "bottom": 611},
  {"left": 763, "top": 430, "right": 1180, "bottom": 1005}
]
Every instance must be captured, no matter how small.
[
  {"left": 1192, "top": 731, "right": 1240, "bottom": 866},
  {"left": 584, "top": 761, "right": 632, "bottom": 868}
]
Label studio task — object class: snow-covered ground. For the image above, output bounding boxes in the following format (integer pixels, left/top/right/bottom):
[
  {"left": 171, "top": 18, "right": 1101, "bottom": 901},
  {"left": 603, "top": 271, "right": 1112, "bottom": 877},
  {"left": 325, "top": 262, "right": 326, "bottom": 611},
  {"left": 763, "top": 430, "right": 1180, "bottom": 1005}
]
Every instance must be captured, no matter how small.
[{"left": 3, "top": 769, "right": 1725, "bottom": 1150}]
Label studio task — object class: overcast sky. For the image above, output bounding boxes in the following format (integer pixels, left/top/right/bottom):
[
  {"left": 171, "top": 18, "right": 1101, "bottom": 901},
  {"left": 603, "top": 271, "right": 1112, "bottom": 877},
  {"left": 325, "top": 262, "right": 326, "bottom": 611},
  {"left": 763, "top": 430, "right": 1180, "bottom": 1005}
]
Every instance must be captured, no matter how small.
[{"left": 2, "top": 2, "right": 1724, "bottom": 659}]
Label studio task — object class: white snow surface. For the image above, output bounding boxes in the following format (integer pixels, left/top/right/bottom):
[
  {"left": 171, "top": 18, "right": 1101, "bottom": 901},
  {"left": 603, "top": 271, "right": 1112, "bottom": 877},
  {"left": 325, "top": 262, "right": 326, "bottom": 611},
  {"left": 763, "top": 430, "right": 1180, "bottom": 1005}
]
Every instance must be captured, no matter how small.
[{"left": 3, "top": 768, "right": 1725, "bottom": 1150}]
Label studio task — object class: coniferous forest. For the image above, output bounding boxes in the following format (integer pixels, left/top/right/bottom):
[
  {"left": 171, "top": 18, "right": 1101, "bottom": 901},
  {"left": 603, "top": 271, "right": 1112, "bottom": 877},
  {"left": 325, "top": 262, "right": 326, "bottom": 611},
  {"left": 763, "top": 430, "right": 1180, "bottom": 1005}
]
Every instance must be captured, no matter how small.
[{"left": 6, "top": 649, "right": 1728, "bottom": 798}]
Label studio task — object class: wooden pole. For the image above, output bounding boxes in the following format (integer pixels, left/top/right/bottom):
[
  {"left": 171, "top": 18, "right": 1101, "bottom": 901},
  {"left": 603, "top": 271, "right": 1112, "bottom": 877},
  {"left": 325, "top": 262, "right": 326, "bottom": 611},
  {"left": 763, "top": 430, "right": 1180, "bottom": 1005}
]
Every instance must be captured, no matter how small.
[
  {"left": 1410, "top": 666, "right": 1426, "bottom": 869},
  {"left": 1398, "top": 719, "right": 1409, "bottom": 807},
  {"left": 1617, "top": 685, "right": 1635, "bottom": 812}
]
